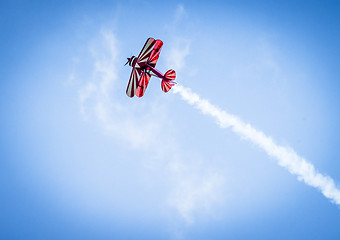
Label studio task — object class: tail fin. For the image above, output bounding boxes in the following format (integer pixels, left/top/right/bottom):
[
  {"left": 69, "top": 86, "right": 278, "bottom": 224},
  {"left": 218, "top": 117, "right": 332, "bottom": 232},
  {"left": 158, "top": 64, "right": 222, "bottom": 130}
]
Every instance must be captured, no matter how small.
[{"left": 161, "top": 69, "right": 176, "bottom": 93}]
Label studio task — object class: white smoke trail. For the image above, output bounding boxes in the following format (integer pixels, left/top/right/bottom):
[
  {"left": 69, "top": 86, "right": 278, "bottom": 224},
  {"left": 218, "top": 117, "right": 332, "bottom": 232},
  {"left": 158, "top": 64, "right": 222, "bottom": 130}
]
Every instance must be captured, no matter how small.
[{"left": 173, "top": 84, "right": 340, "bottom": 205}]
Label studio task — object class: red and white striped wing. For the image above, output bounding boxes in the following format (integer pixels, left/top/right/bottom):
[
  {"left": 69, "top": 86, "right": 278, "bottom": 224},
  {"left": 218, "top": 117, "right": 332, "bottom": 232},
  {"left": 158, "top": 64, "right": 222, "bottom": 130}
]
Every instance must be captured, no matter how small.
[
  {"left": 138, "top": 38, "right": 156, "bottom": 65},
  {"left": 148, "top": 39, "right": 163, "bottom": 67},
  {"left": 135, "top": 71, "right": 151, "bottom": 97},
  {"left": 138, "top": 38, "right": 163, "bottom": 67},
  {"left": 126, "top": 67, "right": 141, "bottom": 97}
]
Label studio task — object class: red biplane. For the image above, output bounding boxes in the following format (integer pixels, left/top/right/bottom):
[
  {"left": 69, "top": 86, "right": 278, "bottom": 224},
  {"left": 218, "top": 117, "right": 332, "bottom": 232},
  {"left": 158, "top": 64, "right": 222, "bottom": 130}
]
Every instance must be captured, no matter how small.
[{"left": 125, "top": 38, "right": 176, "bottom": 97}]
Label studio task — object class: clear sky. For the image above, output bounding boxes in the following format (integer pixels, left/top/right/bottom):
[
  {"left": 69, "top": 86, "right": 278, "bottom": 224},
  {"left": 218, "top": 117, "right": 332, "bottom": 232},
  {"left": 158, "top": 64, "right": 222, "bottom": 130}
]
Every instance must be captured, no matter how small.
[{"left": 1, "top": 0, "right": 340, "bottom": 239}]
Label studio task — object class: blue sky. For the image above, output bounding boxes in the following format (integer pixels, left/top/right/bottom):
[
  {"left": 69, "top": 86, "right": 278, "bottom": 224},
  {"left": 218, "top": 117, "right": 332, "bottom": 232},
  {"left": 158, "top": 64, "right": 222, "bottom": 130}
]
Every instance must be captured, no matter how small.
[{"left": 1, "top": 0, "right": 340, "bottom": 239}]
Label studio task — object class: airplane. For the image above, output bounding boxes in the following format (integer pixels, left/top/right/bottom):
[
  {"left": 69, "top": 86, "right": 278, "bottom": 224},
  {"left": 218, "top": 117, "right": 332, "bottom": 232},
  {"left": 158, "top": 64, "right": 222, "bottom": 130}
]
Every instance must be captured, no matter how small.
[{"left": 125, "top": 38, "right": 176, "bottom": 97}]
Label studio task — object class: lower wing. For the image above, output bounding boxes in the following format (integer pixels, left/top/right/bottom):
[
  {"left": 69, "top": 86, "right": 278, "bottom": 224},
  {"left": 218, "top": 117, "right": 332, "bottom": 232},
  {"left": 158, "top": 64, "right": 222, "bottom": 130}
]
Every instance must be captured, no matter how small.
[
  {"left": 135, "top": 70, "right": 151, "bottom": 97},
  {"left": 126, "top": 67, "right": 141, "bottom": 97}
]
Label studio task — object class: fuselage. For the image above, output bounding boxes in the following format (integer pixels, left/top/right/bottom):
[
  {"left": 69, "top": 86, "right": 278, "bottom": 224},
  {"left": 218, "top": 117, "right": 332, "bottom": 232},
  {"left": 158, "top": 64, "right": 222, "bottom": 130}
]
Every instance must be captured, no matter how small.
[{"left": 127, "top": 56, "right": 164, "bottom": 79}]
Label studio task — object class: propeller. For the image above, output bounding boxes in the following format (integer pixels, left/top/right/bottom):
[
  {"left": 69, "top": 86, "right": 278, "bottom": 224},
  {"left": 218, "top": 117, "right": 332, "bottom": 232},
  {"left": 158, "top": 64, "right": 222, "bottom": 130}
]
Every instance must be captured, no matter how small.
[{"left": 124, "top": 57, "right": 130, "bottom": 66}]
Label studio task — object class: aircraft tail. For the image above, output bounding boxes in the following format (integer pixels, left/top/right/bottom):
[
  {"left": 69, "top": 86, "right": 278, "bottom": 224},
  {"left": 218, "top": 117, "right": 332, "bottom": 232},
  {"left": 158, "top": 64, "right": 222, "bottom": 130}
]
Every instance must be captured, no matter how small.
[{"left": 161, "top": 69, "right": 176, "bottom": 92}]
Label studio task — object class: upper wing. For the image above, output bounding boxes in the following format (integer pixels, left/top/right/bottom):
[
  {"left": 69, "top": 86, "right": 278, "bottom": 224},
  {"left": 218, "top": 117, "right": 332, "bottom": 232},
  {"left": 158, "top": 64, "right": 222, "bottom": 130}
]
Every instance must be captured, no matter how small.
[
  {"left": 126, "top": 67, "right": 141, "bottom": 97},
  {"left": 135, "top": 71, "right": 151, "bottom": 97},
  {"left": 138, "top": 38, "right": 156, "bottom": 65},
  {"left": 138, "top": 38, "right": 163, "bottom": 67}
]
